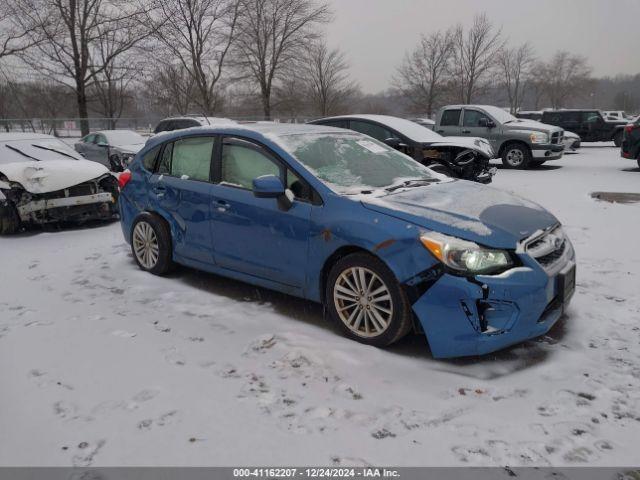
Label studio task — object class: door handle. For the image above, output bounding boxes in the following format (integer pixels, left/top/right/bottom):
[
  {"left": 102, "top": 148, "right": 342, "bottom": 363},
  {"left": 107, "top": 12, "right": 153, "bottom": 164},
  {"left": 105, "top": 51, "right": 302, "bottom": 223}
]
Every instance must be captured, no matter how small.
[{"left": 462, "top": 129, "right": 471, "bottom": 134}]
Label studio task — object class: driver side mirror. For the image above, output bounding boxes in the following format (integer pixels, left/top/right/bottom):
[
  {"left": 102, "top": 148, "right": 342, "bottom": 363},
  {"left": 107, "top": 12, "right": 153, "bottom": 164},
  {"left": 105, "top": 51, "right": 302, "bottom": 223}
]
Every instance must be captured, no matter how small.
[
  {"left": 383, "top": 137, "right": 404, "bottom": 149},
  {"left": 478, "top": 118, "right": 495, "bottom": 128},
  {"left": 252, "top": 175, "right": 293, "bottom": 211}
]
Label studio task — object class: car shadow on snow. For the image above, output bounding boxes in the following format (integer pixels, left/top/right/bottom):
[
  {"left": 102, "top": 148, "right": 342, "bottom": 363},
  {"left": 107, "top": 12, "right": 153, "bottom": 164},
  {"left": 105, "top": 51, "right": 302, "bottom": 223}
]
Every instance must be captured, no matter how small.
[
  {"left": 157, "top": 263, "right": 571, "bottom": 380},
  {"left": 491, "top": 163, "right": 563, "bottom": 171},
  {"left": 621, "top": 167, "right": 640, "bottom": 173}
]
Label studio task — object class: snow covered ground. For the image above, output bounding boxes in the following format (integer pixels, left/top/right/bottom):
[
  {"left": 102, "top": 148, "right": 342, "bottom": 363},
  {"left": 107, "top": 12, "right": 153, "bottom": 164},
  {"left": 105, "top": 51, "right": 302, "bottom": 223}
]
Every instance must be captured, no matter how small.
[{"left": 1, "top": 144, "right": 639, "bottom": 467}]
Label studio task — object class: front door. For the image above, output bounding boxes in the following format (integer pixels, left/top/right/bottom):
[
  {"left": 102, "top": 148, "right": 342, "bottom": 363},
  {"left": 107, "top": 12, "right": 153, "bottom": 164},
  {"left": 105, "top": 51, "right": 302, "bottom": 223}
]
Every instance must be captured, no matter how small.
[
  {"left": 209, "top": 136, "right": 312, "bottom": 287},
  {"left": 149, "top": 135, "right": 216, "bottom": 264},
  {"left": 461, "top": 109, "right": 496, "bottom": 149}
]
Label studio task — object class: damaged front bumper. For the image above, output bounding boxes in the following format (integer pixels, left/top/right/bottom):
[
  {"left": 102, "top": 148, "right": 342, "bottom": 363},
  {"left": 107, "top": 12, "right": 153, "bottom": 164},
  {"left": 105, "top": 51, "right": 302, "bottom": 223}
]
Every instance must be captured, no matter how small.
[{"left": 409, "top": 231, "right": 576, "bottom": 358}]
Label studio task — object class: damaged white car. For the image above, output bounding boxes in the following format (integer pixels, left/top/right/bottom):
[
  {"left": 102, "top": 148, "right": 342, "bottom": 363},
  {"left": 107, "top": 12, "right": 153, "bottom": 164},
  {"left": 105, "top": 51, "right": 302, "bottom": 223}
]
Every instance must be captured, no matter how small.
[{"left": 0, "top": 133, "right": 119, "bottom": 234}]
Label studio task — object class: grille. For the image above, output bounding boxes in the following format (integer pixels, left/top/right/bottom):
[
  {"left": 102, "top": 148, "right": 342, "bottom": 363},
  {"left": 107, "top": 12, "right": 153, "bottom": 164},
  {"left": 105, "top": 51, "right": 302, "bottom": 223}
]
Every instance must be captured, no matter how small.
[
  {"left": 551, "top": 132, "right": 562, "bottom": 144},
  {"left": 523, "top": 227, "right": 568, "bottom": 271},
  {"left": 536, "top": 240, "right": 566, "bottom": 266},
  {"left": 67, "top": 183, "right": 96, "bottom": 197}
]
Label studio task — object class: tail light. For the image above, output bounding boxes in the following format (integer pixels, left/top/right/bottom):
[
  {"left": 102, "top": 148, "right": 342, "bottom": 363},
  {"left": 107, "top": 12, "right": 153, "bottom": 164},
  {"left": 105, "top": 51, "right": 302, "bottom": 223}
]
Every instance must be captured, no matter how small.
[
  {"left": 118, "top": 170, "right": 132, "bottom": 190},
  {"left": 625, "top": 124, "right": 640, "bottom": 133}
]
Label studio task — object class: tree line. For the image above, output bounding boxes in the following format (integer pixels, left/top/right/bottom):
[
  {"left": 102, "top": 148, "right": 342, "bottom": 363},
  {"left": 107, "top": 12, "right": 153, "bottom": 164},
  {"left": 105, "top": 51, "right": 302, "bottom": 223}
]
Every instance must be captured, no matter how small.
[{"left": 0, "top": 2, "right": 637, "bottom": 135}]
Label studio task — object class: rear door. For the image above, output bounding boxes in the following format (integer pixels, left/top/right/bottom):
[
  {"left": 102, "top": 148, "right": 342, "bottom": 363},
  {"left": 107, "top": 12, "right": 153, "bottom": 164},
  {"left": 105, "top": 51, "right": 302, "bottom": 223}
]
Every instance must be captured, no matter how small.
[
  {"left": 149, "top": 135, "right": 216, "bottom": 264},
  {"left": 208, "top": 136, "right": 312, "bottom": 287},
  {"left": 437, "top": 109, "right": 462, "bottom": 136}
]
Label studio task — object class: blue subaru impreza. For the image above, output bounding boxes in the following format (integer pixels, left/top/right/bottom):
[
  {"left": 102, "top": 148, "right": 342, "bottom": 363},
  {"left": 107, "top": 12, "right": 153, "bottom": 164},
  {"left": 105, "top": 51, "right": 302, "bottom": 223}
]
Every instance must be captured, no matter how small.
[{"left": 118, "top": 123, "right": 576, "bottom": 358}]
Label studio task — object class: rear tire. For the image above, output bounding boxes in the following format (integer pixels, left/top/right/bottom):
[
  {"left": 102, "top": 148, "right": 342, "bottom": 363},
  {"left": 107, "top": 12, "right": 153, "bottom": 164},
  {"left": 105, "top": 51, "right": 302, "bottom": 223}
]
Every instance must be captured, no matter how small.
[
  {"left": 325, "top": 253, "right": 413, "bottom": 347},
  {"left": 501, "top": 143, "right": 531, "bottom": 169},
  {"left": 130, "top": 213, "right": 174, "bottom": 275},
  {"left": 613, "top": 131, "right": 623, "bottom": 148},
  {"left": 0, "top": 201, "right": 21, "bottom": 235}
]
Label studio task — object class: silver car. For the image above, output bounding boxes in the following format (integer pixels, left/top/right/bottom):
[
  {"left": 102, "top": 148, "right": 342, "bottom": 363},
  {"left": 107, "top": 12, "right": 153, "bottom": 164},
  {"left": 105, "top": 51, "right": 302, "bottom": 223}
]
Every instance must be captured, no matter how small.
[{"left": 75, "top": 130, "right": 146, "bottom": 172}]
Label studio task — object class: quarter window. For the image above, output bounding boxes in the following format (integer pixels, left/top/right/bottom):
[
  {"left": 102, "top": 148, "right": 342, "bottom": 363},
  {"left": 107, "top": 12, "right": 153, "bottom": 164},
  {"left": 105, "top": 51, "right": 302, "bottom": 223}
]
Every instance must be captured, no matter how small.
[
  {"left": 440, "top": 109, "right": 461, "bottom": 126},
  {"left": 349, "top": 121, "right": 394, "bottom": 142},
  {"left": 169, "top": 136, "right": 214, "bottom": 181},
  {"left": 221, "top": 139, "right": 280, "bottom": 190},
  {"left": 142, "top": 146, "right": 161, "bottom": 171}
]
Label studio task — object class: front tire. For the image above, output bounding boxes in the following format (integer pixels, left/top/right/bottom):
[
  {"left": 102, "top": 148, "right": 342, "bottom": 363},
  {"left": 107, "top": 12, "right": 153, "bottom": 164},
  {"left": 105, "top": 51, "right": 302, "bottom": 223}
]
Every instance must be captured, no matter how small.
[
  {"left": 109, "top": 155, "right": 123, "bottom": 172},
  {"left": 613, "top": 131, "right": 623, "bottom": 148},
  {"left": 325, "top": 253, "right": 413, "bottom": 347},
  {"left": 131, "top": 213, "right": 174, "bottom": 275},
  {"left": 501, "top": 143, "right": 531, "bottom": 169},
  {"left": 0, "top": 201, "right": 21, "bottom": 235}
]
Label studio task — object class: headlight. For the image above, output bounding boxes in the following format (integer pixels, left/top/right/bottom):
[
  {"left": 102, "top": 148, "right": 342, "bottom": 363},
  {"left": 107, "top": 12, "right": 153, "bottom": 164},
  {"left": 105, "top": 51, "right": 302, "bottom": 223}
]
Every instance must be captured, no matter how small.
[
  {"left": 529, "top": 132, "right": 549, "bottom": 144},
  {"left": 419, "top": 231, "right": 513, "bottom": 274}
]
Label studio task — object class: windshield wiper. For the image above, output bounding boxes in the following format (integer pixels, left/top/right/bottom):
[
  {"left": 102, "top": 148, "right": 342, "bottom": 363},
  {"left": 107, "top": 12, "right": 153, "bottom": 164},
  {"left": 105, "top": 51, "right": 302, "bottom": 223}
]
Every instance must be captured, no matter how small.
[
  {"left": 5, "top": 144, "right": 41, "bottom": 161},
  {"left": 385, "top": 178, "right": 438, "bottom": 192},
  {"left": 31, "top": 144, "right": 79, "bottom": 160}
]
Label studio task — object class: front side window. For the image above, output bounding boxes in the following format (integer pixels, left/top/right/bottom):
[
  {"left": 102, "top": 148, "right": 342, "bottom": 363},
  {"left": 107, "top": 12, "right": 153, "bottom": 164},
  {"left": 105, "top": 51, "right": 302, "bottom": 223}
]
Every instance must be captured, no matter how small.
[
  {"left": 221, "top": 139, "right": 281, "bottom": 189},
  {"left": 440, "top": 109, "right": 461, "bottom": 126},
  {"left": 170, "top": 136, "right": 214, "bottom": 181},
  {"left": 83, "top": 134, "right": 95, "bottom": 144},
  {"left": 95, "top": 134, "right": 107, "bottom": 145},
  {"left": 278, "top": 132, "right": 436, "bottom": 194},
  {"left": 463, "top": 110, "right": 489, "bottom": 127},
  {"left": 349, "top": 121, "right": 394, "bottom": 142}
]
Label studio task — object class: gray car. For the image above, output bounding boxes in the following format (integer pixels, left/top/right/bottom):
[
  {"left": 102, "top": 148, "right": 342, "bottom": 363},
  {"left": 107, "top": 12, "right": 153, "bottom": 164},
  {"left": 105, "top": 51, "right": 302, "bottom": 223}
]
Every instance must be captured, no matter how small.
[
  {"left": 436, "top": 105, "right": 565, "bottom": 169},
  {"left": 75, "top": 130, "right": 146, "bottom": 172}
]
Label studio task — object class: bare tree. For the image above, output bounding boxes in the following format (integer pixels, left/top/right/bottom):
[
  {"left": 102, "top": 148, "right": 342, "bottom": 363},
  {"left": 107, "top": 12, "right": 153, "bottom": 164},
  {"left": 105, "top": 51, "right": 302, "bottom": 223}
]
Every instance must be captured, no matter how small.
[
  {"left": 11, "top": 0, "right": 151, "bottom": 135},
  {"left": 0, "top": 1, "right": 43, "bottom": 60},
  {"left": 538, "top": 51, "right": 592, "bottom": 109},
  {"left": 497, "top": 42, "right": 535, "bottom": 113},
  {"left": 302, "top": 40, "right": 358, "bottom": 116},
  {"left": 89, "top": 29, "right": 145, "bottom": 128},
  {"left": 149, "top": 0, "right": 241, "bottom": 116},
  {"left": 146, "top": 63, "right": 198, "bottom": 116},
  {"left": 449, "top": 13, "right": 504, "bottom": 104},
  {"left": 394, "top": 29, "right": 453, "bottom": 116},
  {"left": 234, "top": 0, "right": 331, "bottom": 119}
]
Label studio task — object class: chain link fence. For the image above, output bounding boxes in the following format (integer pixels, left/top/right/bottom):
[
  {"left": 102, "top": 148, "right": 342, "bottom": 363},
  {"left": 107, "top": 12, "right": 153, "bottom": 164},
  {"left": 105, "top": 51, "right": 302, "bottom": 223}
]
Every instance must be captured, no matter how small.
[{"left": 0, "top": 116, "right": 314, "bottom": 138}]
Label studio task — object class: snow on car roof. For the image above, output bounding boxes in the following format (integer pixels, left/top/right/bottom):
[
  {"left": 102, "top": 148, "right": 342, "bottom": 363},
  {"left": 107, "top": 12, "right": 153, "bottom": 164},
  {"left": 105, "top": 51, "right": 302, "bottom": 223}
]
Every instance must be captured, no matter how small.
[{"left": 314, "top": 114, "right": 444, "bottom": 143}]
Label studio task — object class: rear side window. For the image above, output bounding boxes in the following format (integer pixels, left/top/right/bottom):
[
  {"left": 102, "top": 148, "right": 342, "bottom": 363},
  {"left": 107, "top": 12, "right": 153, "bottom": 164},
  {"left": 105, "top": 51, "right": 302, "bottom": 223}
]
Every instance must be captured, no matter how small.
[
  {"left": 441, "top": 109, "right": 461, "bottom": 126},
  {"left": 349, "top": 121, "right": 393, "bottom": 142},
  {"left": 170, "top": 136, "right": 214, "bottom": 181},
  {"left": 175, "top": 119, "right": 199, "bottom": 129},
  {"left": 154, "top": 121, "right": 169, "bottom": 134},
  {"left": 221, "top": 139, "right": 281, "bottom": 189},
  {"left": 583, "top": 112, "right": 601, "bottom": 123},
  {"left": 319, "top": 120, "right": 349, "bottom": 129},
  {"left": 142, "top": 146, "right": 161, "bottom": 171}
]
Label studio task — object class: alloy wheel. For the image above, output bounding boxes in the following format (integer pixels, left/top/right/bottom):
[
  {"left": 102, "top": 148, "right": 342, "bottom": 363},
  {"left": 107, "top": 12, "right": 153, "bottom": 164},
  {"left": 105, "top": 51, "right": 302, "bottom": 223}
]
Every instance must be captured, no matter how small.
[
  {"left": 333, "top": 267, "right": 393, "bottom": 338},
  {"left": 133, "top": 221, "right": 160, "bottom": 269},
  {"left": 506, "top": 148, "right": 524, "bottom": 167}
]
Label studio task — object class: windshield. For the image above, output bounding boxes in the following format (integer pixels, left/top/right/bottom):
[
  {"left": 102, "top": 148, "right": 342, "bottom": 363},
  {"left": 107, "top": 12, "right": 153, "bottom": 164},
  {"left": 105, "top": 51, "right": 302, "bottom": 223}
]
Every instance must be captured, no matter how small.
[
  {"left": 0, "top": 138, "right": 83, "bottom": 164},
  {"left": 277, "top": 132, "right": 437, "bottom": 194},
  {"left": 482, "top": 106, "right": 518, "bottom": 124},
  {"left": 104, "top": 130, "right": 145, "bottom": 145}
]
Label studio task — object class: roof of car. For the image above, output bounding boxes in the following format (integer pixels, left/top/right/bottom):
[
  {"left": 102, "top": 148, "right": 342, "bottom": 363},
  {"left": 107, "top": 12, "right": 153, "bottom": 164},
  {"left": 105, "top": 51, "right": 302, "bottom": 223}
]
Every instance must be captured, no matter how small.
[
  {"left": 144, "top": 122, "right": 353, "bottom": 150},
  {"left": 158, "top": 116, "right": 237, "bottom": 124},
  {"left": 311, "top": 114, "right": 443, "bottom": 143},
  {"left": 0, "top": 132, "right": 56, "bottom": 142}
]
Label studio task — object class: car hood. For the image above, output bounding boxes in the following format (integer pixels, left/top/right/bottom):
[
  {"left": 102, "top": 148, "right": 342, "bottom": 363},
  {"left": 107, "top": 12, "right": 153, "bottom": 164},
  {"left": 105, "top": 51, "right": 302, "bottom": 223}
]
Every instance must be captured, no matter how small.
[
  {"left": 0, "top": 160, "right": 109, "bottom": 194},
  {"left": 504, "top": 120, "right": 563, "bottom": 134},
  {"left": 114, "top": 143, "right": 145, "bottom": 154},
  {"left": 361, "top": 180, "right": 558, "bottom": 248},
  {"left": 425, "top": 136, "right": 494, "bottom": 158}
]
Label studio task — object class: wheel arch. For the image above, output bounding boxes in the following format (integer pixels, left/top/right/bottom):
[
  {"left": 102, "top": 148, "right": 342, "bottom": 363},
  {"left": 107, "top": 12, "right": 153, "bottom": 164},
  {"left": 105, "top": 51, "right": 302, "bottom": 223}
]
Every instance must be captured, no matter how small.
[
  {"left": 498, "top": 139, "right": 531, "bottom": 157},
  {"left": 319, "top": 245, "right": 380, "bottom": 305}
]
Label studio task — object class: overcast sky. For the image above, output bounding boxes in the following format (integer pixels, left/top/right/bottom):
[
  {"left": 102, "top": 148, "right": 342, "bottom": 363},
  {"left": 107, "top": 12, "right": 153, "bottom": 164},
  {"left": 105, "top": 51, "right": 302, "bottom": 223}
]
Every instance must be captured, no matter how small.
[{"left": 324, "top": 0, "right": 640, "bottom": 93}]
